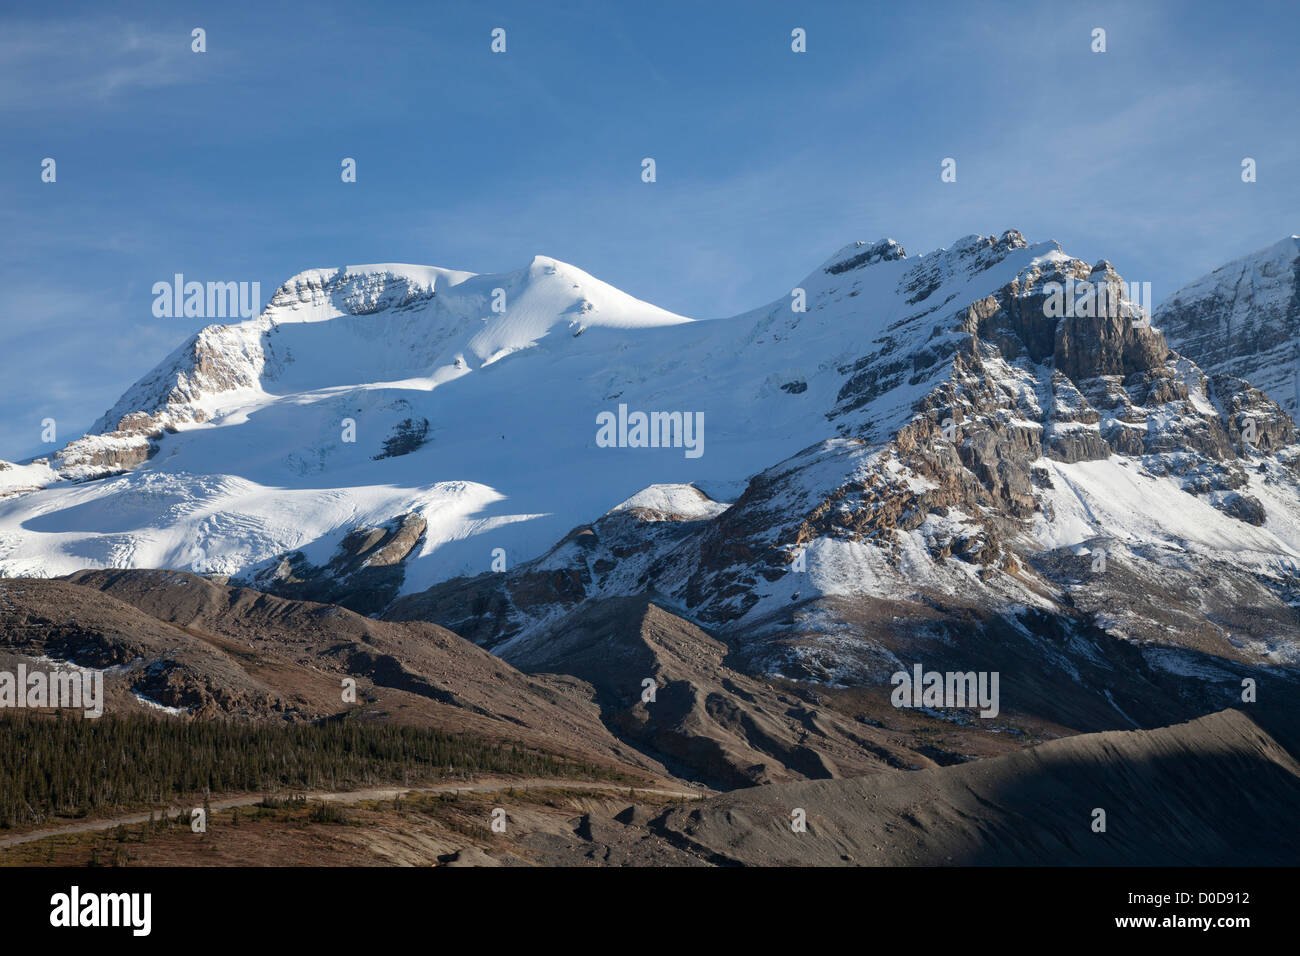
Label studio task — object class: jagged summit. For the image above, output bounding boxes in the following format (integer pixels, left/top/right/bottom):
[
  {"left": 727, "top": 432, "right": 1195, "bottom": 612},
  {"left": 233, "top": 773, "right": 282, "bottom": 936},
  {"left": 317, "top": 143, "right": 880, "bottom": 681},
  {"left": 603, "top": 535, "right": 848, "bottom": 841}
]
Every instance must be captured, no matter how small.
[{"left": 813, "top": 229, "right": 1038, "bottom": 280}]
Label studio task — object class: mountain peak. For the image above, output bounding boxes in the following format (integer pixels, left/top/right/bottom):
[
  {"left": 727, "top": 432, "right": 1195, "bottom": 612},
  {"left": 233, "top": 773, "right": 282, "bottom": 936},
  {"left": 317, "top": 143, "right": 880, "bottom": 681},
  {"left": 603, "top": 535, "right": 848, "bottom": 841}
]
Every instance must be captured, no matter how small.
[{"left": 820, "top": 238, "right": 907, "bottom": 275}]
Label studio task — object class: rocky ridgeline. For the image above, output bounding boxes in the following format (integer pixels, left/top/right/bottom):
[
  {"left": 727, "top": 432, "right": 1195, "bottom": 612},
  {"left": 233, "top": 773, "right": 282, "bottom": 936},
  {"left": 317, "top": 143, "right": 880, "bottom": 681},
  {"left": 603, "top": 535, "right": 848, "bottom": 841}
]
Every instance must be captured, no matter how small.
[
  {"left": 268, "top": 267, "right": 439, "bottom": 316},
  {"left": 892, "top": 246, "right": 1296, "bottom": 534}
]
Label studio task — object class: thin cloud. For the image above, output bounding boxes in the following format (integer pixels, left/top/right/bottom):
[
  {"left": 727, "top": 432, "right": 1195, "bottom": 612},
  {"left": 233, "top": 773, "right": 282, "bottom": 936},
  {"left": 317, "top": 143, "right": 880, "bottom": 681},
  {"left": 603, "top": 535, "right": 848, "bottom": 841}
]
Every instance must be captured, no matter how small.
[{"left": 0, "top": 19, "right": 201, "bottom": 110}]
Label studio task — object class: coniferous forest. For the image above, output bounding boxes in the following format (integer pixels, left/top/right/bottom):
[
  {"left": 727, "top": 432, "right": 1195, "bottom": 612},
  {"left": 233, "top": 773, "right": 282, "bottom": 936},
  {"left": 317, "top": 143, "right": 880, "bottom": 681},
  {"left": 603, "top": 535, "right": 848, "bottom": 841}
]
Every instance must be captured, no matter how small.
[{"left": 0, "top": 711, "right": 614, "bottom": 829}]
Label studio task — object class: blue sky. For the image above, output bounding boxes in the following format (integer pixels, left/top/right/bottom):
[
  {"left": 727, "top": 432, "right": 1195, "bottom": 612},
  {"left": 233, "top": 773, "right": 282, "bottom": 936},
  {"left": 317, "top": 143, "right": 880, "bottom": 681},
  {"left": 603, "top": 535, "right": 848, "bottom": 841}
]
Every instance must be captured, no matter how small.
[{"left": 2, "top": 0, "right": 1297, "bottom": 459}]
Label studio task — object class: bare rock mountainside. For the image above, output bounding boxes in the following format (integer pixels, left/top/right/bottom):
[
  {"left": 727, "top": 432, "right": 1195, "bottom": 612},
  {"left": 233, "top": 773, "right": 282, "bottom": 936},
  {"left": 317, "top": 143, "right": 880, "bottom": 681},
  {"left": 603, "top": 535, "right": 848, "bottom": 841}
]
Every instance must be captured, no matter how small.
[{"left": 3, "top": 229, "right": 1300, "bottom": 806}]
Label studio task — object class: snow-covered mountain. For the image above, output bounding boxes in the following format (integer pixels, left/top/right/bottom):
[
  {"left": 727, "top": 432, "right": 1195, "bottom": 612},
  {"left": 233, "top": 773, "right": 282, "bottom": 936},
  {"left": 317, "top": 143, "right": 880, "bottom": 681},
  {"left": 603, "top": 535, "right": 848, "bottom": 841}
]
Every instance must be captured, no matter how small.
[
  {"left": 2, "top": 235, "right": 1032, "bottom": 588},
  {"left": 0, "top": 255, "right": 699, "bottom": 586},
  {"left": 3, "top": 231, "right": 1300, "bottom": 717},
  {"left": 378, "top": 232, "right": 1300, "bottom": 706},
  {"left": 1157, "top": 235, "right": 1300, "bottom": 415}
]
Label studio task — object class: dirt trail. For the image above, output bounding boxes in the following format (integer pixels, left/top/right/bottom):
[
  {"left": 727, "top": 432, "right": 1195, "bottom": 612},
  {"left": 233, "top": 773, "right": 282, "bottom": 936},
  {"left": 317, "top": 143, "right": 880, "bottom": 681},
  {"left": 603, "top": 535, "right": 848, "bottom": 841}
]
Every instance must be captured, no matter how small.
[{"left": 0, "top": 778, "right": 705, "bottom": 850}]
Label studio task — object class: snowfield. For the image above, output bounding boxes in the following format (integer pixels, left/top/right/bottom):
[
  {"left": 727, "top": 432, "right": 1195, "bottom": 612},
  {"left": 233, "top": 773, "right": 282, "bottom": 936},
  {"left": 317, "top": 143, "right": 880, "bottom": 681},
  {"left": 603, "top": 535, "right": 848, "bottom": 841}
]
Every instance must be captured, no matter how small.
[{"left": 0, "top": 240, "right": 934, "bottom": 586}]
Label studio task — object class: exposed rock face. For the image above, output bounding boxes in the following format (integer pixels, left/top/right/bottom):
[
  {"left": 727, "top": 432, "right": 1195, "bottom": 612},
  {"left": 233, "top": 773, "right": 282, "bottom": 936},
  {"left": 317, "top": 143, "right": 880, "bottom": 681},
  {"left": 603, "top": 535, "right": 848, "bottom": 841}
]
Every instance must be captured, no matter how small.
[
  {"left": 822, "top": 238, "right": 907, "bottom": 275},
  {"left": 36, "top": 317, "right": 271, "bottom": 480},
  {"left": 374, "top": 417, "right": 430, "bottom": 459},
  {"left": 1040, "top": 260, "right": 1168, "bottom": 380},
  {"left": 52, "top": 418, "right": 160, "bottom": 480},
  {"left": 91, "top": 324, "right": 270, "bottom": 435},
  {"left": 237, "top": 512, "right": 427, "bottom": 615},
  {"left": 269, "top": 266, "right": 440, "bottom": 317},
  {"left": 1157, "top": 235, "right": 1300, "bottom": 415}
]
